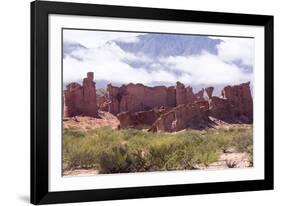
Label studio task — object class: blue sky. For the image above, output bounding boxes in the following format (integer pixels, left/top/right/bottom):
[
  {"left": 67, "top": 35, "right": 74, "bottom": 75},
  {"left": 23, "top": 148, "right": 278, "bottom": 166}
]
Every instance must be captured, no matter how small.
[{"left": 63, "top": 29, "right": 254, "bottom": 90}]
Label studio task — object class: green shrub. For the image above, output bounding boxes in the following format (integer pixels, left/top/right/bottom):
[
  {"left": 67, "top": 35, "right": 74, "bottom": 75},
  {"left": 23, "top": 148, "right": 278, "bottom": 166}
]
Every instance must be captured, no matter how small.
[
  {"left": 63, "top": 125, "right": 253, "bottom": 173},
  {"left": 63, "top": 136, "right": 97, "bottom": 170},
  {"left": 232, "top": 132, "right": 253, "bottom": 153},
  {"left": 63, "top": 128, "right": 86, "bottom": 138}
]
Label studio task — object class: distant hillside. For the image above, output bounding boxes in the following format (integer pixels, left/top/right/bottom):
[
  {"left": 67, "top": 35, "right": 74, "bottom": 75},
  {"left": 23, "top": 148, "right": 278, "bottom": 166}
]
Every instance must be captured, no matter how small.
[{"left": 113, "top": 34, "right": 222, "bottom": 57}]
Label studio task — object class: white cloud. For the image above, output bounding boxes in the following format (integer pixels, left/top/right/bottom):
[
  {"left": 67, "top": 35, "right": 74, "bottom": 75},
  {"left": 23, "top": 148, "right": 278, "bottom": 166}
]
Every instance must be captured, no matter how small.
[
  {"left": 161, "top": 51, "right": 252, "bottom": 85},
  {"left": 63, "top": 32, "right": 253, "bottom": 87},
  {"left": 63, "top": 30, "right": 141, "bottom": 48},
  {"left": 211, "top": 36, "right": 254, "bottom": 66},
  {"left": 63, "top": 42, "right": 177, "bottom": 86},
  {"left": 64, "top": 42, "right": 252, "bottom": 87}
]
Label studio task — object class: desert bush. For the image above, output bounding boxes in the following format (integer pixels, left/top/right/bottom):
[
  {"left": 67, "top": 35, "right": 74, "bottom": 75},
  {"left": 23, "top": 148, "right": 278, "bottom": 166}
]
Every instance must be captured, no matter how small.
[
  {"left": 63, "top": 127, "right": 86, "bottom": 138},
  {"left": 97, "top": 146, "right": 131, "bottom": 173},
  {"left": 232, "top": 132, "right": 253, "bottom": 153},
  {"left": 63, "top": 125, "right": 253, "bottom": 173},
  {"left": 63, "top": 136, "right": 97, "bottom": 170}
]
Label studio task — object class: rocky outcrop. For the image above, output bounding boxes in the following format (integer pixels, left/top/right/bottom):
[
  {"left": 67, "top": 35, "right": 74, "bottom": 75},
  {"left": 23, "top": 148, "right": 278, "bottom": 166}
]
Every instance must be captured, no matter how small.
[
  {"left": 209, "top": 96, "right": 232, "bottom": 121},
  {"left": 221, "top": 82, "right": 253, "bottom": 122},
  {"left": 194, "top": 89, "right": 205, "bottom": 101},
  {"left": 63, "top": 72, "right": 98, "bottom": 117},
  {"left": 149, "top": 104, "right": 210, "bottom": 132},
  {"left": 176, "top": 82, "right": 195, "bottom": 106},
  {"left": 205, "top": 87, "right": 214, "bottom": 99},
  {"left": 117, "top": 82, "right": 253, "bottom": 131},
  {"left": 117, "top": 108, "right": 171, "bottom": 129},
  {"left": 97, "top": 95, "right": 110, "bottom": 112},
  {"left": 107, "top": 82, "right": 202, "bottom": 115},
  {"left": 107, "top": 84, "right": 122, "bottom": 115},
  {"left": 64, "top": 72, "right": 253, "bottom": 132},
  {"left": 209, "top": 82, "right": 253, "bottom": 123},
  {"left": 108, "top": 83, "right": 177, "bottom": 115}
]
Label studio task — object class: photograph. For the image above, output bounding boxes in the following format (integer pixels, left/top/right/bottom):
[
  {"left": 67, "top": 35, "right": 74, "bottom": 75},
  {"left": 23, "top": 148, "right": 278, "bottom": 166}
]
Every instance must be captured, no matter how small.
[
  {"left": 30, "top": 1, "right": 273, "bottom": 204},
  {"left": 62, "top": 29, "right": 254, "bottom": 177}
]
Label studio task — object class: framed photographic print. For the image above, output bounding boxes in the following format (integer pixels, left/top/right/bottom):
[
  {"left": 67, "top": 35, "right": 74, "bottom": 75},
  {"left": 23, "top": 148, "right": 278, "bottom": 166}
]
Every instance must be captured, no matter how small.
[{"left": 31, "top": 0, "right": 274, "bottom": 204}]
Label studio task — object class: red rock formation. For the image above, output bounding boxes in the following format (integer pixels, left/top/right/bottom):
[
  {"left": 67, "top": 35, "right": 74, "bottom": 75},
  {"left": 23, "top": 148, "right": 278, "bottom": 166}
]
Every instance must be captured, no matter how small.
[
  {"left": 195, "top": 100, "right": 209, "bottom": 111},
  {"left": 82, "top": 72, "right": 98, "bottom": 116},
  {"left": 209, "top": 96, "right": 232, "bottom": 121},
  {"left": 205, "top": 87, "right": 214, "bottom": 99},
  {"left": 149, "top": 103, "right": 210, "bottom": 132},
  {"left": 175, "top": 82, "right": 187, "bottom": 106},
  {"left": 136, "top": 110, "right": 160, "bottom": 126},
  {"left": 116, "top": 112, "right": 139, "bottom": 129},
  {"left": 63, "top": 83, "right": 83, "bottom": 117},
  {"left": 167, "top": 86, "right": 176, "bottom": 107},
  {"left": 117, "top": 109, "right": 163, "bottom": 129},
  {"left": 186, "top": 86, "right": 196, "bottom": 104},
  {"left": 97, "top": 95, "right": 110, "bottom": 111},
  {"left": 64, "top": 72, "right": 253, "bottom": 131},
  {"left": 108, "top": 83, "right": 177, "bottom": 115},
  {"left": 107, "top": 84, "right": 122, "bottom": 115},
  {"left": 125, "top": 84, "right": 174, "bottom": 109},
  {"left": 221, "top": 82, "right": 253, "bottom": 122},
  {"left": 64, "top": 72, "right": 98, "bottom": 117},
  {"left": 175, "top": 82, "right": 195, "bottom": 106},
  {"left": 209, "top": 82, "right": 253, "bottom": 123},
  {"left": 194, "top": 89, "right": 205, "bottom": 101},
  {"left": 120, "top": 93, "right": 147, "bottom": 112},
  {"left": 117, "top": 82, "right": 253, "bottom": 131}
]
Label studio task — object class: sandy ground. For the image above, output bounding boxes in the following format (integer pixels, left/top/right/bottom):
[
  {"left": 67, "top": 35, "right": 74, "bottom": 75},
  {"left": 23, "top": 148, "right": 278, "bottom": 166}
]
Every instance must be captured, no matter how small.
[
  {"left": 194, "top": 151, "right": 251, "bottom": 169},
  {"left": 209, "top": 117, "right": 252, "bottom": 130},
  {"left": 63, "top": 169, "right": 99, "bottom": 177},
  {"left": 63, "top": 111, "right": 120, "bottom": 131},
  {"left": 63, "top": 151, "right": 252, "bottom": 177}
]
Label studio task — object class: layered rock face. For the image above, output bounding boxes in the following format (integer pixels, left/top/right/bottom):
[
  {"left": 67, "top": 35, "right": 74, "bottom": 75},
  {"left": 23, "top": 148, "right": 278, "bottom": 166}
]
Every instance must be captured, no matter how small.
[
  {"left": 205, "top": 87, "right": 214, "bottom": 98},
  {"left": 149, "top": 103, "right": 210, "bottom": 132},
  {"left": 104, "top": 82, "right": 212, "bottom": 115},
  {"left": 208, "top": 82, "right": 253, "bottom": 123},
  {"left": 175, "top": 82, "right": 195, "bottom": 106},
  {"left": 64, "top": 72, "right": 253, "bottom": 132},
  {"left": 209, "top": 97, "right": 232, "bottom": 121},
  {"left": 115, "top": 82, "right": 253, "bottom": 132},
  {"left": 117, "top": 107, "right": 172, "bottom": 129},
  {"left": 221, "top": 82, "right": 253, "bottom": 122},
  {"left": 107, "top": 83, "right": 177, "bottom": 115},
  {"left": 117, "top": 110, "right": 160, "bottom": 129},
  {"left": 64, "top": 72, "right": 98, "bottom": 117}
]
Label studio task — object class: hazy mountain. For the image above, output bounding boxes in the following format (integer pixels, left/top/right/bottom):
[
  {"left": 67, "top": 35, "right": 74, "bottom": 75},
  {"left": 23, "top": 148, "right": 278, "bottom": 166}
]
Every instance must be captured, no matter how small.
[
  {"left": 113, "top": 34, "right": 222, "bottom": 58},
  {"left": 110, "top": 34, "right": 223, "bottom": 74},
  {"left": 63, "top": 41, "right": 87, "bottom": 61}
]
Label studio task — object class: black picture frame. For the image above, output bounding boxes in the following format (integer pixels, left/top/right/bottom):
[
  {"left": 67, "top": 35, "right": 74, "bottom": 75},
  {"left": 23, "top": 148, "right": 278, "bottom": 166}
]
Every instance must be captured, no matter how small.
[{"left": 31, "top": 0, "right": 274, "bottom": 204}]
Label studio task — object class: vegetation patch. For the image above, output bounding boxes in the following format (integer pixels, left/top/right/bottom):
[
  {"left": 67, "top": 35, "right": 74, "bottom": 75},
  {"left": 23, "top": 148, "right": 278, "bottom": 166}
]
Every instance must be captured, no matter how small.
[{"left": 63, "top": 126, "right": 253, "bottom": 174}]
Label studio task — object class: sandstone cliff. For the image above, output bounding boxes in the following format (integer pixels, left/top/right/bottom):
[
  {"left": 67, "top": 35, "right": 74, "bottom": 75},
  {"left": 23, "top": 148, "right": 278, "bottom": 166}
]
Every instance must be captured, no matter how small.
[{"left": 64, "top": 72, "right": 253, "bottom": 132}]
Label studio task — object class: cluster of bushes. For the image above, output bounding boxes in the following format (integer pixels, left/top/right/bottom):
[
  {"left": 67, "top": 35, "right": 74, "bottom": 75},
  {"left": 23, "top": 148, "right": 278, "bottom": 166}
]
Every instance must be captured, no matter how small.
[{"left": 63, "top": 126, "right": 253, "bottom": 173}]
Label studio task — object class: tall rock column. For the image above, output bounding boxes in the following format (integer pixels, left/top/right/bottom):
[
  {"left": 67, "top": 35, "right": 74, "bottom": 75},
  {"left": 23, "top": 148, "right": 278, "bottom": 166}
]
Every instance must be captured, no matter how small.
[
  {"left": 63, "top": 72, "right": 98, "bottom": 117},
  {"left": 81, "top": 72, "right": 98, "bottom": 117},
  {"left": 176, "top": 82, "right": 187, "bottom": 106}
]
